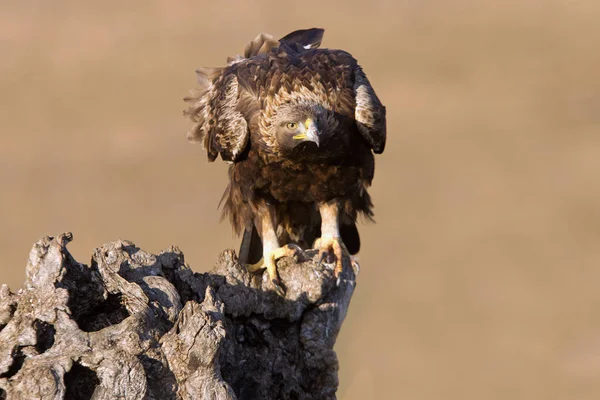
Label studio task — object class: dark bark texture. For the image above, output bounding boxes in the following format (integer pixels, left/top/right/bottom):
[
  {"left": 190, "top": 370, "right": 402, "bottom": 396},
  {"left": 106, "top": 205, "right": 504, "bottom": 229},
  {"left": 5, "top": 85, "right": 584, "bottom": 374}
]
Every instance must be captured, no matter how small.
[{"left": 0, "top": 233, "right": 356, "bottom": 400}]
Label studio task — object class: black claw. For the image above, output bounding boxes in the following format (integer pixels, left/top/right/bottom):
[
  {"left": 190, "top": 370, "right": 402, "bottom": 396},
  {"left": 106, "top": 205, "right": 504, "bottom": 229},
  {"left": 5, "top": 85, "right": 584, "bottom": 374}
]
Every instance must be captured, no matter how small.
[
  {"left": 317, "top": 251, "right": 328, "bottom": 268},
  {"left": 326, "top": 253, "right": 336, "bottom": 265},
  {"left": 287, "top": 243, "right": 302, "bottom": 252},
  {"left": 351, "top": 260, "right": 361, "bottom": 275},
  {"left": 272, "top": 279, "right": 286, "bottom": 296},
  {"left": 287, "top": 244, "right": 307, "bottom": 261},
  {"left": 317, "top": 251, "right": 338, "bottom": 269}
]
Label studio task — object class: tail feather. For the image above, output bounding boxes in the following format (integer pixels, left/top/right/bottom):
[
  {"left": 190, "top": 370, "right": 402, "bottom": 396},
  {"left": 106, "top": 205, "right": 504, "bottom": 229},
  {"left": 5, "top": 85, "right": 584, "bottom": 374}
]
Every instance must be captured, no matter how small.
[
  {"left": 340, "top": 222, "right": 361, "bottom": 255},
  {"left": 238, "top": 224, "right": 263, "bottom": 265}
]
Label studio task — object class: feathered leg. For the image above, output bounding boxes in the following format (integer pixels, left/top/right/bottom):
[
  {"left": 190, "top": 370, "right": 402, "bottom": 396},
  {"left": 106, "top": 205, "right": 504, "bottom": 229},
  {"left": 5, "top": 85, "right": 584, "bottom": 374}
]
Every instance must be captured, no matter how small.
[
  {"left": 245, "top": 211, "right": 301, "bottom": 296},
  {"left": 314, "top": 201, "right": 353, "bottom": 281}
]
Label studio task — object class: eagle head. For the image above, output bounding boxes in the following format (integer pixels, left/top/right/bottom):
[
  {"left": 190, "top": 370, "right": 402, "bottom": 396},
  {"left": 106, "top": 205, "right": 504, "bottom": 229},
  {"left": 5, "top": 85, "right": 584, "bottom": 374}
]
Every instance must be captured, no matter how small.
[{"left": 272, "top": 102, "right": 331, "bottom": 155}]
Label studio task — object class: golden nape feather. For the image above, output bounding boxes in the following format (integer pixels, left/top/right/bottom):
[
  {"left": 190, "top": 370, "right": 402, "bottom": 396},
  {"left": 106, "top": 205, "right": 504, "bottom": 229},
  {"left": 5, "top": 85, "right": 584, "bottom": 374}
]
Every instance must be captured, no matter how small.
[{"left": 184, "top": 28, "right": 385, "bottom": 295}]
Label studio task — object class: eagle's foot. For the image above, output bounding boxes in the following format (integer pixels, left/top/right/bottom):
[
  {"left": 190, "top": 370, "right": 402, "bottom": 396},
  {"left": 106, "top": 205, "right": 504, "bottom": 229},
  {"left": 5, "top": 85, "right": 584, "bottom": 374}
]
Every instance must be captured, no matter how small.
[
  {"left": 246, "top": 244, "right": 303, "bottom": 296},
  {"left": 315, "top": 237, "right": 348, "bottom": 282},
  {"left": 350, "top": 255, "right": 361, "bottom": 275}
]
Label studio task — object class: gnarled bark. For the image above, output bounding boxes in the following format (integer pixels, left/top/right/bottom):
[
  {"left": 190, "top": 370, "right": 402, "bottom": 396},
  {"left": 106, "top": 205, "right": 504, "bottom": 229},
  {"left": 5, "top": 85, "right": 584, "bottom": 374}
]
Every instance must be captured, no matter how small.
[{"left": 0, "top": 233, "right": 356, "bottom": 399}]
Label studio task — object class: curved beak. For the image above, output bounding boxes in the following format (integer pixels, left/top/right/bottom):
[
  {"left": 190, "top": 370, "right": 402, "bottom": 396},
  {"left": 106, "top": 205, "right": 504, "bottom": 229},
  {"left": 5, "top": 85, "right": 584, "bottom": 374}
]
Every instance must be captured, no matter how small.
[
  {"left": 304, "top": 118, "right": 320, "bottom": 147},
  {"left": 292, "top": 118, "right": 320, "bottom": 147}
]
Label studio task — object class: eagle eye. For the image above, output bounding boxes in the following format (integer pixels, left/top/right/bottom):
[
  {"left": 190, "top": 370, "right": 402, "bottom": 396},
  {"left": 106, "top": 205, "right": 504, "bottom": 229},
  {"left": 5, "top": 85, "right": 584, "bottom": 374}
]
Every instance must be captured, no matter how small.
[{"left": 286, "top": 122, "right": 298, "bottom": 130}]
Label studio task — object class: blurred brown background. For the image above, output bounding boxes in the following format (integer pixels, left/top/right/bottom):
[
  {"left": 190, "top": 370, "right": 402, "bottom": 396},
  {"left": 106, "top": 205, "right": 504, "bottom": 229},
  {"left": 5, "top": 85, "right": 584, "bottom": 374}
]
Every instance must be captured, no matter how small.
[{"left": 1, "top": 0, "right": 599, "bottom": 398}]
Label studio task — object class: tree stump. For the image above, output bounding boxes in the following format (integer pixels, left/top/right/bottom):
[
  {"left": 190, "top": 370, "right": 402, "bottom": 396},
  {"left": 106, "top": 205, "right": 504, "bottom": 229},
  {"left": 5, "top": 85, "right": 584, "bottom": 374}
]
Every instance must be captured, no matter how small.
[{"left": 0, "top": 233, "right": 356, "bottom": 399}]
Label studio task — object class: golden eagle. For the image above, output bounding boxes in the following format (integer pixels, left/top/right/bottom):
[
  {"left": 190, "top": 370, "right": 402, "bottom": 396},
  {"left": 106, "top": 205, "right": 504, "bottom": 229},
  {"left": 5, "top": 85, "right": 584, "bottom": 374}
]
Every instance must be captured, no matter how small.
[{"left": 184, "top": 28, "right": 386, "bottom": 295}]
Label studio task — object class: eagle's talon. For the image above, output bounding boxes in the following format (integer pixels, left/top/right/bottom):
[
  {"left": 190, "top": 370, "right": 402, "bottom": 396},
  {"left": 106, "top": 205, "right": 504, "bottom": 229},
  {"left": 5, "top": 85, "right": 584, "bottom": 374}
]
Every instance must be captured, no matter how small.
[
  {"left": 350, "top": 257, "right": 361, "bottom": 275},
  {"left": 271, "top": 278, "right": 286, "bottom": 296},
  {"left": 323, "top": 262, "right": 336, "bottom": 271},
  {"left": 286, "top": 243, "right": 307, "bottom": 262},
  {"left": 317, "top": 251, "right": 327, "bottom": 268},
  {"left": 315, "top": 236, "right": 348, "bottom": 279},
  {"left": 245, "top": 244, "right": 299, "bottom": 296},
  {"left": 317, "top": 250, "right": 336, "bottom": 272}
]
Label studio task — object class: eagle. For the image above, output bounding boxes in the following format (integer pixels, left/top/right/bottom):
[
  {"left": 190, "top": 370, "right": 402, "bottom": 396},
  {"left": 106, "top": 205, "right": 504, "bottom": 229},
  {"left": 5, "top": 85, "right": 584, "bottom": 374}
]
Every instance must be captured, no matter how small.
[{"left": 184, "top": 28, "right": 386, "bottom": 295}]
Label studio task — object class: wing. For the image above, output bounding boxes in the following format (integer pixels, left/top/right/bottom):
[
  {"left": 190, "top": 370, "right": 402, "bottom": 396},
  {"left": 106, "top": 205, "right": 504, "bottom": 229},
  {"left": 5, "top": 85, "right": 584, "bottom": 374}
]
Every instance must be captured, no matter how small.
[
  {"left": 353, "top": 66, "right": 386, "bottom": 154},
  {"left": 279, "top": 28, "right": 324, "bottom": 50},
  {"left": 184, "top": 66, "right": 259, "bottom": 162},
  {"left": 232, "top": 28, "right": 324, "bottom": 62}
]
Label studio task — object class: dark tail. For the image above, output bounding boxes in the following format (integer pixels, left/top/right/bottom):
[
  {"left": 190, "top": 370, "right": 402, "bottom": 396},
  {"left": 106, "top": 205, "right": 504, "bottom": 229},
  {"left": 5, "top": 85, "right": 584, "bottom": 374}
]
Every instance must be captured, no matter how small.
[
  {"left": 238, "top": 224, "right": 263, "bottom": 265},
  {"left": 340, "top": 222, "right": 361, "bottom": 255}
]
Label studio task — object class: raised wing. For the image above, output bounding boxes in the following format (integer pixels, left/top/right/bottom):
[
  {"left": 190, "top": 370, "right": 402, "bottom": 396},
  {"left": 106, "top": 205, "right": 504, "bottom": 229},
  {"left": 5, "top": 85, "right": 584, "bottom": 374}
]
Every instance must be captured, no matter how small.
[
  {"left": 279, "top": 28, "right": 324, "bottom": 50},
  {"left": 353, "top": 66, "right": 386, "bottom": 154},
  {"left": 184, "top": 66, "right": 258, "bottom": 162}
]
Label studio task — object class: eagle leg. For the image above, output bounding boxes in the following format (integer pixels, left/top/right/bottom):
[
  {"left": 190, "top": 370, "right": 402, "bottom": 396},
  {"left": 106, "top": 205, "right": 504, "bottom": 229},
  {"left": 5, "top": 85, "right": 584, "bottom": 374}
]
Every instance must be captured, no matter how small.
[
  {"left": 315, "top": 201, "right": 351, "bottom": 283},
  {"left": 245, "top": 212, "right": 302, "bottom": 296}
]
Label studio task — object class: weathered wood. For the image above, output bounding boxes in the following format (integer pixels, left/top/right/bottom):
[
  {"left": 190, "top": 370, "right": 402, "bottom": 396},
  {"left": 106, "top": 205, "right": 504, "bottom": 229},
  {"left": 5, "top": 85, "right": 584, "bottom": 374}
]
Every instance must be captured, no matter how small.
[{"left": 0, "top": 233, "right": 356, "bottom": 399}]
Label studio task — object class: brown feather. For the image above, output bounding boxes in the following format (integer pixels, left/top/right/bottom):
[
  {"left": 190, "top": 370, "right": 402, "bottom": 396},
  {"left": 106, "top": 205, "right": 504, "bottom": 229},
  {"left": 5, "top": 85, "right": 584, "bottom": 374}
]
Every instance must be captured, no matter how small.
[
  {"left": 244, "top": 32, "right": 279, "bottom": 58},
  {"left": 354, "top": 67, "right": 387, "bottom": 153}
]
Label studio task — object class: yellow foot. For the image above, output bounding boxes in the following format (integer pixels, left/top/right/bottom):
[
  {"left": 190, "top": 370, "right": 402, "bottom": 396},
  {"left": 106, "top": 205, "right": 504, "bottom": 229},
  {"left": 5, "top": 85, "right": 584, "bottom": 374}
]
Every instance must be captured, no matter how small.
[
  {"left": 314, "top": 237, "right": 349, "bottom": 281},
  {"left": 245, "top": 244, "right": 302, "bottom": 296}
]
